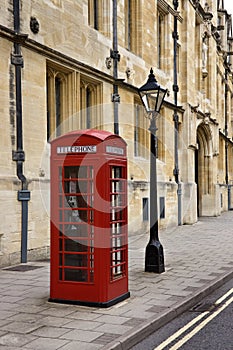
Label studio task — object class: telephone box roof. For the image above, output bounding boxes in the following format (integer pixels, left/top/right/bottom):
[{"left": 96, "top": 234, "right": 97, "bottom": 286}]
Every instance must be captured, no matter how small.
[{"left": 51, "top": 129, "right": 127, "bottom": 144}]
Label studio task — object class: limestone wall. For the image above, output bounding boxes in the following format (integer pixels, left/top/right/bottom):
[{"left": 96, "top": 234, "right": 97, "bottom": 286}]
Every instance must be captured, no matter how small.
[{"left": 0, "top": 0, "right": 233, "bottom": 265}]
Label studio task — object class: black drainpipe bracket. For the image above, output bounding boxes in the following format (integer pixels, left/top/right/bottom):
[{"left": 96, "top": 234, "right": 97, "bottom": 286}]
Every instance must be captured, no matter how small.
[
  {"left": 12, "top": 150, "right": 25, "bottom": 162},
  {"left": 11, "top": 53, "right": 24, "bottom": 67},
  {"left": 13, "top": 33, "right": 28, "bottom": 44},
  {"left": 18, "top": 190, "right": 30, "bottom": 201},
  {"left": 110, "top": 49, "right": 121, "bottom": 62}
]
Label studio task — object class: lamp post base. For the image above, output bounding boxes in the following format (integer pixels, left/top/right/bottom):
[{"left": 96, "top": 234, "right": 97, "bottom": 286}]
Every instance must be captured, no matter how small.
[{"left": 145, "top": 239, "right": 165, "bottom": 273}]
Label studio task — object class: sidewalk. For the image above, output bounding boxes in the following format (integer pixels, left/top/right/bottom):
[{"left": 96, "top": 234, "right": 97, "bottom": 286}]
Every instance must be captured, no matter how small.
[{"left": 0, "top": 211, "right": 233, "bottom": 350}]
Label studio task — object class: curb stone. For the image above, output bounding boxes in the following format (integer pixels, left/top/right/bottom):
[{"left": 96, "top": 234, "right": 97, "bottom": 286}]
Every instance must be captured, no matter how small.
[{"left": 102, "top": 269, "right": 233, "bottom": 350}]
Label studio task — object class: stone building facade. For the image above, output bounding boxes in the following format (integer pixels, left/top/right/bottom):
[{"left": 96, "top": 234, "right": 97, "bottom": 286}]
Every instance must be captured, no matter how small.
[{"left": 0, "top": 0, "right": 233, "bottom": 266}]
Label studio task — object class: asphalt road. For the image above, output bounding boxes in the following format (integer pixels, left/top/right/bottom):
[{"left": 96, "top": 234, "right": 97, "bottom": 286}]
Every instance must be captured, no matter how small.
[{"left": 130, "top": 278, "right": 233, "bottom": 350}]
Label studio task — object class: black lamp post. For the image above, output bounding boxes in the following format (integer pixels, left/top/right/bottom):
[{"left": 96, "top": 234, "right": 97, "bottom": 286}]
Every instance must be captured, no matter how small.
[{"left": 138, "top": 68, "right": 167, "bottom": 273}]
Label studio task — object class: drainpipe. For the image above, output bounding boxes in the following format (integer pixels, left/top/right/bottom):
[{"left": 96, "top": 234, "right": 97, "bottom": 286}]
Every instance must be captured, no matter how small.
[
  {"left": 173, "top": 0, "right": 182, "bottom": 225},
  {"left": 111, "top": 0, "right": 120, "bottom": 135},
  {"left": 12, "top": 0, "right": 30, "bottom": 263},
  {"left": 224, "top": 67, "right": 230, "bottom": 210}
]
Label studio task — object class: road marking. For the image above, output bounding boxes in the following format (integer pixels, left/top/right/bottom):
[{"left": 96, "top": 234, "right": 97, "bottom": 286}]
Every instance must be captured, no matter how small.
[
  {"left": 153, "top": 312, "right": 209, "bottom": 350},
  {"left": 154, "top": 288, "right": 233, "bottom": 350},
  {"left": 215, "top": 287, "right": 233, "bottom": 305},
  {"left": 169, "top": 296, "right": 233, "bottom": 350}
]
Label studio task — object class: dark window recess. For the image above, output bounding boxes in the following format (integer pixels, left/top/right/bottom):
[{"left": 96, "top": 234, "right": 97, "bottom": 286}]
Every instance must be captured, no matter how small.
[
  {"left": 142, "top": 198, "right": 149, "bottom": 221},
  {"left": 127, "top": 0, "right": 131, "bottom": 50},
  {"left": 160, "top": 197, "right": 165, "bottom": 219},
  {"left": 55, "top": 77, "right": 61, "bottom": 136},
  {"left": 86, "top": 87, "right": 91, "bottom": 128},
  {"left": 94, "top": 0, "right": 98, "bottom": 30},
  {"left": 134, "top": 104, "right": 139, "bottom": 156},
  {"left": 46, "top": 76, "right": 50, "bottom": 141}
]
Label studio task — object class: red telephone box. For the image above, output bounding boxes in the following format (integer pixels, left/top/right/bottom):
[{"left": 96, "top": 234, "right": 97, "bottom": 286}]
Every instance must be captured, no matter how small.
[{"left": 49, "top": 129, "right": 129, "bottom": 307}]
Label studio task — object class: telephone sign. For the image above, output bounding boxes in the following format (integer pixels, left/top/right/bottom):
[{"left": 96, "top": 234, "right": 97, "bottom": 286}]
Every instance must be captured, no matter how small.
[{"left": 57, "top": 145, "right": 97, "bottom": 154}]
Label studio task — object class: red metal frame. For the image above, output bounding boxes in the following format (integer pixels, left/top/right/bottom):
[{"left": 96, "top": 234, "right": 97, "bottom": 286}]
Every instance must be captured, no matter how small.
[{"left": 50, "top": 130, "right": 129, "bottom": 307}]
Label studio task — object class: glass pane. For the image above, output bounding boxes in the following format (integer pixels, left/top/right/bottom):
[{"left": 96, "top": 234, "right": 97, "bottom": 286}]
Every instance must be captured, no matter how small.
[
  {"left": 59, "top": 167, "right": 62, "bottom": 193},
  {"left": 59, "top": 225, "right": 63, "bottom": 236},
  {"left": 111, "top": 209, "right": 123, "bottom": 222},
  {"left": 64, "top": 196, "right": 72, "bottom": 208},
  {"left": 59, "top": 239, "right": 63, "bottom": 251},
  {"left": 64, "top": 209, "right": 81, "bottom": 222},
  {"left": 69, "top": 180, "right": 77, "bottom": 193},
  {"left": 64, "top": 166, "right": 79, "bottom": 179},
  {"left": 112, "top": 180, "right": 123, "bottom": 193},
  {"left": 77, "top": 195, "right": 88, "bottom": 208},
  {"left": 65, "top": 195, "right": 88, "bottom": 208},
  {"left": 111, "top": 194, "right": 122, "bottom": 206},
  {"left": 90, "top": 210, "right": 94, "bottom": 224},
  {"left": 112, "top": 223, "right": 121, "bottom": 235},
  {"left": 78, "top": 180, "right": 88, "bottom": 193},
  {"left": 64, "top": 238, "right": 88, "bottom": 252},
  {"left": 78, "top": 166, "right": 88, "bottom": 178},
  {"left": 59, "top": 253, "right": 63, "bottom": 265},
  {"left": 64, "top": 224, "right": 88, "bottom": 237},
  {"left": 112, "top": 167, "right": 122, "bottom": 178},
  {"left": 64, "top": 181, "right": 69, "bottom": 194},
  {"left": 64, "top": 268, "right": 87, "bottom": 282},
  {"left": 64, "top": 254, "right": 88, "bottom": 267},
  {"left": 59, "top": 196, "right": 63, "bottom": 208},
  {"left": 112, "top": 236, "right": 122, "bottom": 249}
]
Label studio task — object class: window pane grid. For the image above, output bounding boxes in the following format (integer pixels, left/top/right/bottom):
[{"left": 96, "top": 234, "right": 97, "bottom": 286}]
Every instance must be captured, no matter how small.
[
  {"left": 58, "top": 166, "right": 94, "bottom": 283},
  {"left": 110, "top": 166, "right": 127, "bottom": 281}
]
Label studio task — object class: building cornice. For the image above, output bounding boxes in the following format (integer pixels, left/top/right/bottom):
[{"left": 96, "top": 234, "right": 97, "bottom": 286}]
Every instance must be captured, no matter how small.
[
  {"left": 0, "top": 24, "right": 114, "bottom": 85},
  {"left": 189, "top": 0, "right": 213, "bottom": 22},
  {"left": 157, "top": 0, "right": 183, "bottom": 22},
  {"left": 219, "top": 130, "right": 233, "bottom": 145}
]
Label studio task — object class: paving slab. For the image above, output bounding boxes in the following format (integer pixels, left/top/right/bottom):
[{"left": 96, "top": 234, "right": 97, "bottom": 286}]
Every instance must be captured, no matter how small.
[{"left": 0, "top": 211, "right": 232, "bottom": 349}]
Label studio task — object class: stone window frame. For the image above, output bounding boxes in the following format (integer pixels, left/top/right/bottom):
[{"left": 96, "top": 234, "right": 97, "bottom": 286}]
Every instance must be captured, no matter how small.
[
  {"left": 157, "top": 10, "right": 164, "bottom": 69},
  {"left": 47, "top": 63, "right": 103, "bottom": 140},
  {"left": 142, "top": 197, "right": 149, "bottom": 221},
  {"left": 125, "top": 0, "right": 142, "bottom": 56},
  {"left": 218, "top": 135, "right": 225, "bottom": 178},
  {"left": 157, "top": 4, "right": 169, "bottom": 71},
  {"left": 134, "top": 98, "right": 149, "bottom": 159},
  {"left": 47, "top": 64, "right": 72, "bottom": 140},
  {"left": 88, "top": 0, "right": 111, "bottom": 37},
  {"left": 197, "top": 124, "right": 213, "bottom": 195},
  {"left": 79, "top": 74, "right": 103, "bottom": 130},
  {"left": 88, "top": 0, "right": 100, "bottom": 30},
  {"left": 156, "top": 107, "right": 165, "bottom": 162}
]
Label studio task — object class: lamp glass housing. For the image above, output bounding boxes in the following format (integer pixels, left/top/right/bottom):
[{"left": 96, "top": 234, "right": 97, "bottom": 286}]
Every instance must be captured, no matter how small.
[{"left": 138, "top": 68, "right": 167, "bottom": 114}]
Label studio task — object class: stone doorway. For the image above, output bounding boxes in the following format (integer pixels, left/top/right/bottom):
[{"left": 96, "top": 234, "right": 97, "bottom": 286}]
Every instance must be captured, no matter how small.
[{"left": 195, "top": 124, "right": 214, "bottom": 216}]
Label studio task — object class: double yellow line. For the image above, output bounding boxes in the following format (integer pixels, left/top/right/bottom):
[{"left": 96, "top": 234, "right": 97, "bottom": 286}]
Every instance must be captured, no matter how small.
[{"left": 154, "top": 288, "right": 233, "bottom": 350}]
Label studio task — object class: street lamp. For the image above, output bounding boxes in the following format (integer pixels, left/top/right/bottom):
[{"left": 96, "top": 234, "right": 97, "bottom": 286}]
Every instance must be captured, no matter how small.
[{"left": 138, "top": 68, "right": 167, "bottom": 273}]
